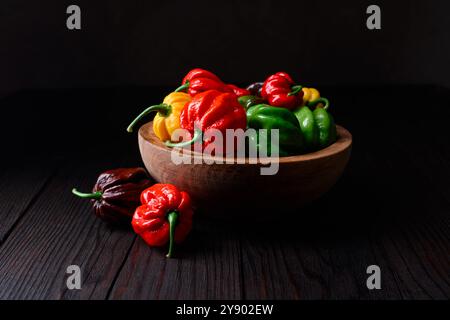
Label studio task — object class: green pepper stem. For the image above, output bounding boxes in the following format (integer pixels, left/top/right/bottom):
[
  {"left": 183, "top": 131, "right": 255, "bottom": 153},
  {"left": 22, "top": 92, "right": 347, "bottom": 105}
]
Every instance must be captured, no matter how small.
[
  {"left": 307, "top": 97, "right": 330, "bottom": 110},
  {"left": 166, "top": 211, "right": 179, "bottom": 258},
  {"left": 165, "top": 129, "right": 202, "bottom": 148},
  {"left": 174, "top": 81, "right": 190, "bottom": 93},
  {"left": 72, "top": 188, "right": 102, "bottom": 200},
  {"left": 126, "top": 104, "right": 171, "bottom": 133},
  {"left": 288, "top": 85, "right": 303, "bottom": 96}
]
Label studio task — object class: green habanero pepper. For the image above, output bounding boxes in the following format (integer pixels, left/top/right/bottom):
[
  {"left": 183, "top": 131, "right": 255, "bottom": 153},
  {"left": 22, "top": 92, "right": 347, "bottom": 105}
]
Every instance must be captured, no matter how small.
[
  {"left": 238, "top": 95, "right": 265, "bottom": 110},
  {"left": 293, "top": 98, "right": 337, "bottom": 151},
  {"left": 246, "top": 104, "right": 305, "bottom": 157}
]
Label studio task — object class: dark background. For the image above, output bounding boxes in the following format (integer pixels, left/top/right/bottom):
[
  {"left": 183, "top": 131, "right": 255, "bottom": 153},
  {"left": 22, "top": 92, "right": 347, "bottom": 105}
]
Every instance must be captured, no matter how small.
[
  {"left": 2, "top": 0, "right": 450, "bottom": 96},
  {"left": 1, "top": 0, "right": 449, "bottom": 157}
]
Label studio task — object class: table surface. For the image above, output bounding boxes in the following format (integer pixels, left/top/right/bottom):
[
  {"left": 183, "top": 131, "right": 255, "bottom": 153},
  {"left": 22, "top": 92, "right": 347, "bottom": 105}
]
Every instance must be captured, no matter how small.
[{"left": 0, "top": 85, "right": 449, "bottom": 300}]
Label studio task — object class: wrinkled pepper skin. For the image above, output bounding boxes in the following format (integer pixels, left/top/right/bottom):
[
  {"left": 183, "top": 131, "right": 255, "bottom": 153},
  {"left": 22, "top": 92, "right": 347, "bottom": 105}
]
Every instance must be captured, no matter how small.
[
  {"left": 294, "top": 101, "right": 337, "bottom": 150},
  {"left": 168, "top": 90, "right": 247, "bottom": 149},
  {"left": 153, "top": 93, "right": 192, "bottom": 141},
  {"left": 226, "top": 84, "right": 251, "bottom": 97},
  {"left": 127, "top": 92, "right": 192, "bottom": 142},
  {"left": 246, "top": 104, "right": 305, "bottom": 157},
  {"left": 176, "top": 68, "right": 250, "bottom": 97},
  {"left": 261, "top": 72, "right": 304, "bottom": 109},
  {"left": 182, "top": 68, "right": 222, "bottom": 84},
  {"left": 72, "top": 168, "right": 154, "bottom": 225},
  {"left": 238, "top": 95, "right": 265, "bottom": 110},
  {"left": 132, "top": 184, "right": 193, "bottom": 258},
  {"left": 301, "top": 87, "right": 327, "bottom": 109}
]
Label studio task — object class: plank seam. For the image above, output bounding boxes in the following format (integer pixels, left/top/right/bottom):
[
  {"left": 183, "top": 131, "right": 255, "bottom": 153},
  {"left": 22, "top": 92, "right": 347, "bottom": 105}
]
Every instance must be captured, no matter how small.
[
  {"left": 0, "top": 170, "right": 57, "bottom": 247},
  {"left": 105, "top": 235, "right": 137, "bottom": 300}
]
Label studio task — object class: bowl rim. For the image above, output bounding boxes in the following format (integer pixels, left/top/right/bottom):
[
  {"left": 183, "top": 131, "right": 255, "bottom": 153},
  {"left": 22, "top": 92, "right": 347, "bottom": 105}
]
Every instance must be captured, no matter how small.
[{"left": 138, "top": 122, "right": 352, "bottom": 164}]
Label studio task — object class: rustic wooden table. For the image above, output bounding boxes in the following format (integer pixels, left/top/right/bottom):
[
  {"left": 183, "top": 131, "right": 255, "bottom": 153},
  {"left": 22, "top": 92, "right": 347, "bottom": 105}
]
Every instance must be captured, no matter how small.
[{"left": 0, "top": 86, "right": 448, "bottom": 299}]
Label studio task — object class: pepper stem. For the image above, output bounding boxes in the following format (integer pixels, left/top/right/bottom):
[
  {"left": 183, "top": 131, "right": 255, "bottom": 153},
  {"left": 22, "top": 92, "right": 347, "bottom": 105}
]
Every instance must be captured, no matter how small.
[
  {"left": 307, "top": 97, "right": 330, "bottom": 110},
  {"left": 72, "top": 188, "right": 102, "bottom": 200},
  {"left": 165, "top": 129, "right": 202, "bottom": 148},
  {"left": 288, "top": 85, "right": 303, "bottom": 96},
  {"left": 166, "top": 211, "right": 179, "bottom": 258},
  {"left": 127, "top": 104, "right": 171, "bottom": 133},
  {"left": 174, "top": 81, "right": 190, "bottom": 93}
]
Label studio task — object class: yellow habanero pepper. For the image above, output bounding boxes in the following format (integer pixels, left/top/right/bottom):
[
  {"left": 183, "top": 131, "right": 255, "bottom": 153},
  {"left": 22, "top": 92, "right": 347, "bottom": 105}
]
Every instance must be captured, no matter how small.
[
  {"left": 301, "top": 87, "right": 329, "bottom": 109},
  {"left": 127, "top": 92, "right": 191, "bottom": 141},
  {"left": 301, "top": 88, "right": 320, "bottom": 104}
]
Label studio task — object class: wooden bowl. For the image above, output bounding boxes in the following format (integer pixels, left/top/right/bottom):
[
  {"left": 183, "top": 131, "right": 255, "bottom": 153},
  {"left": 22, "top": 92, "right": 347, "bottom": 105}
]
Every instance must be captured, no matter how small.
[{"left": 138, "top": 122, "right": 352, "bottom": 219}]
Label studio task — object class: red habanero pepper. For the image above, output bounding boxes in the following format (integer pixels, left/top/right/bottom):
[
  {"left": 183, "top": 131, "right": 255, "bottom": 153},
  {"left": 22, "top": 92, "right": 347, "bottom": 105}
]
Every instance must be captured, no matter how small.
[
  {"left": 261, "top": 72, "right": 304, "bottom": 110},
  {"left": 165, "top": 90, "right": 247, "bottom": 149},
  {"left": 175, "top": 68, "right": 250, "bottom": 97},
  {"left": 226, "top": 84, "right": 251, "bottom": 97},
  {"left": 132, "top": 184, "right": 193, "bottom": 258}
]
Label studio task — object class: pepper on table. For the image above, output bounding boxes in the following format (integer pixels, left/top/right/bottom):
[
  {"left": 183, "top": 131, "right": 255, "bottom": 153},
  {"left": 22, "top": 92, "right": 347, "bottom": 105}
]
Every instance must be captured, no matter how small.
[
  {"left": 72, "top": 168, "right": 154, "bottom": 225},
  {"left": 175, "top": 68, "right": 250, "bottom": 97},
  {"left": 127, "top": 92, "right": 192, "bottom": 142},
  {"left": 293, "top": 98, "right": 336, "bottom": 150},
  {"left": 261, "top": 72, "right": 304, "bottom": 109},
  {"left": 132, "top": 183, "right": 194, "bottom": 258},
  {"left": 166, "top": 89, "right": 247, "bottom": 150},
  {"left": 246, "top": 104, "right": 305, "bottom": 157}
]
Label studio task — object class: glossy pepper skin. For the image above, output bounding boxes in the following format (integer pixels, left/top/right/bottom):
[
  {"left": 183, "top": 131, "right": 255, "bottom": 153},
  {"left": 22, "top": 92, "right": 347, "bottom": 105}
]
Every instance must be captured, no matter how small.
[
  {"left": 175, "top": 68, "right": 250, "bottom": 97},
  {"left": 246, "top": 104, "right": 305, "bottom": 157},
  {"left": 246, "top": 82, "right": 264, "bottom": 97},
  {"left": 261, "top": 72, "right": 304, "bottom": 109},
  {"left": 166, "top": 90, "right": 247, "bottom": 149},
  {"left": 127, "top": 92, "right": 191, "bottom": 142},
  {"left": 132, "top": 184, "right": 193, "bottom": 258},
  {"left": 301, "top": 87, "right": 326, "bottom": 109},
  {"left": 293, "top": 98, "right": 336, "bottom": 150},
  {"left": 72, "top": 168, "right": 154, "bottom": 225},
  {"left": 238, "top": 95, "right": 265, "bottom": 110}
]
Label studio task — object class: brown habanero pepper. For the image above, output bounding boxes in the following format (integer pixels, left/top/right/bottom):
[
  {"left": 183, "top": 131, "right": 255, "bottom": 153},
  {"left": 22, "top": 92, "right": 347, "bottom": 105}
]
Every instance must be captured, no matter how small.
[{"left": 72, "top": 168, "right": 154, "bottom": 225}]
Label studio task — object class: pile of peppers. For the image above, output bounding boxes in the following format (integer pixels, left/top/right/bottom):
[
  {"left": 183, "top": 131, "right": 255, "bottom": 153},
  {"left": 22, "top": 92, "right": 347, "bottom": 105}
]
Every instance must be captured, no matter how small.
[
  {"left": 72, "top": 69, "right": 339, "bottom": 259},
  {"left": 128, "top": 68, "right": 338, "bottom": 155}
]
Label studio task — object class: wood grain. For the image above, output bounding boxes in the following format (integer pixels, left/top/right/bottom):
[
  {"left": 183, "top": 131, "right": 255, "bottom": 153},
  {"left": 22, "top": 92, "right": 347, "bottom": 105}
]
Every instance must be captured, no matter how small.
[
  {"left": 108, "top": 220, "right": 243, "bottom": 300},
  {"left": 0, "top": 155, "right": 140, "bottom": 299},
  {"left": 0, "top": 160, "right": 56, "bottom": 244},
  {"left": 236, "top": 89, "right": 450, "bottom": 299},
  {"left": 0, "top": 86, "right": 448, "bottom": 300},
  {"left": 239, "top": 144, "right": 450, "bottom": 299}
]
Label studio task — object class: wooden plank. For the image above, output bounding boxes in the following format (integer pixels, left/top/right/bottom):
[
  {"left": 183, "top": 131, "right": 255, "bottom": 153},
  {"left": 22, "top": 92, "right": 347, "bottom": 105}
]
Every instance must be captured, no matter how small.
[
  {"left": 0, "top": 160, "right": 55, "bottom": 244},
  {"left": 239, "top": 129, "right": 450, "bottom": 299},
  {"left": 371, "top": 103, "right": 450, "bottom": 299},
  {"left": 0, "top": 153, "right": 141, "bottom": 299},
  {"left": 0, "top": 87, "right": 448, "bottom": 300},
  {"left": 108, "top": 219, "right": 243, "bottom": 300},
  {"left": 238, "top": 147, "right": 397, "bottom": 299}
]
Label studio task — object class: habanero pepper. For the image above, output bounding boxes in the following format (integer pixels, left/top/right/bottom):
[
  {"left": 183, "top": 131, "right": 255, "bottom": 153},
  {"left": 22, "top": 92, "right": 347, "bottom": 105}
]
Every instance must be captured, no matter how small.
[
  {"left": 238, "top": 95, "right": 265, "bottom": 110},
  {"left": 293, "top": 98, "right": 337, "bottom": 150},
  {"left": 132, "top": 183, "right": 193, "bottom": 258},
  {"left": 261, "top": 72, "right": 304, "bottom": 110},
  {"left": 246, "top": 82, "right": 264, "bottom": 97},
  {"left": 246, "top": 104, "right": 305, "bottom": 157},
  {"left": 165, "top": 90, "right": 247, "bottom": 150},
  {"left": 301, "top": 87, "right": 326, "bottom": 109},
  {"left": 175, "top": 68, "right": 250, "bottom": 97},
  {"left": 127, "top": 92, "right": 191, "bottom": 142},
  {"left": 72, "top": 168, "right": 154, "bottom": 225}
]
